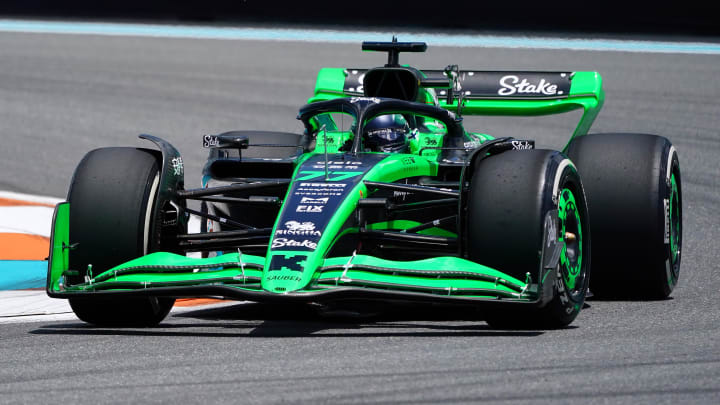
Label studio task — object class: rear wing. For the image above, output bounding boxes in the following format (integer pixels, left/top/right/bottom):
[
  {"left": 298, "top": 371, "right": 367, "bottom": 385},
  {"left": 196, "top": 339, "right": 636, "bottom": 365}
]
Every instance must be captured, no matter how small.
[{"left": 310, "top": 68, "right": 604, "bottom": 138}]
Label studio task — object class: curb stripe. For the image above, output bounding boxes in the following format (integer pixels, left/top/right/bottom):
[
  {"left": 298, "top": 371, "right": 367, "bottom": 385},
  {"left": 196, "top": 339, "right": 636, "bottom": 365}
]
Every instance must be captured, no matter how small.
[
  {"left": 0, "top": 197, "right": 55, "bottom": 208},
  {"left": 0, "top": 234, "right": 49, "bottom": 260},
  {"left": 0, "top": 192, "right": 59, "bottom": 289},
  {"left": 0, "top": 191, "right": 63, "bottom": 206},
  {"left": 174, "top": 298, "right": 228, "bottom": 307},
  {"left": 0, "top": 260, "right": 47, "bottom": 290}
]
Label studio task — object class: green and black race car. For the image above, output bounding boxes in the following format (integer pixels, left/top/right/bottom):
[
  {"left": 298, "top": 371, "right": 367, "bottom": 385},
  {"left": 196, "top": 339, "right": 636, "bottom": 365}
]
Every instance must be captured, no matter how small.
[{"left": 47, "top": 40, "right": 683, "bottom": 328}]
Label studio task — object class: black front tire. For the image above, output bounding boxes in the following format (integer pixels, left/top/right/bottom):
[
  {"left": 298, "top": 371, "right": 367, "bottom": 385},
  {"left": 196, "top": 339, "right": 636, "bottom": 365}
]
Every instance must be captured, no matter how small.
[
  {"left": 466, "top": 149, "right": 591, "bottom": 329},
  {"left": 567, "top": 133, "right": 682, "bottom": 299},
  {"left": 67, "top": 147, "right": 175, "bottom": 326}
]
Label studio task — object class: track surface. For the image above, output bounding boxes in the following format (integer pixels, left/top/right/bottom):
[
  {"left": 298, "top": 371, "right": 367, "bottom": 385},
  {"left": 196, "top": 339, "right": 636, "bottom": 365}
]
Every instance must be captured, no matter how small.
[{"left": 1, "top": 31, "right": 719, "bottom": 403}]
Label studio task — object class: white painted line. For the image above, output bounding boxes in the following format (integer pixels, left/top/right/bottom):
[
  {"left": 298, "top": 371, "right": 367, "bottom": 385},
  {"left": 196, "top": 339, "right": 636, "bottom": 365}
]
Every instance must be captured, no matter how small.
[
  {"left": 0, "top": 290, "right": 73, "bottom": 323},
  {"left": 0, "top": 19, "right": 719, "bottom": 54},
  {"left": 0, "top": 312, "right": 79, "bottom": 324},
  {"left": 0, "top": 290, "right": 245, "bottom": 324},
  {"left": 0, "top": 206, "right": 55, "bottom": 236}
]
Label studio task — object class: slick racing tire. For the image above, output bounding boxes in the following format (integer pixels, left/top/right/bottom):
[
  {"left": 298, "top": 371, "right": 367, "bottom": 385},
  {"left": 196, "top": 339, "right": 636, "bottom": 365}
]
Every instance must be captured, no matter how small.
[
  {"left": 67, "top": 147, "right": 175, "bottom": 326},
  {"left": 467, "top": 149, "right": 591, "bottom": 329},
  {"left": 567, "top": 133, "right": 682, "bottom": 299}
]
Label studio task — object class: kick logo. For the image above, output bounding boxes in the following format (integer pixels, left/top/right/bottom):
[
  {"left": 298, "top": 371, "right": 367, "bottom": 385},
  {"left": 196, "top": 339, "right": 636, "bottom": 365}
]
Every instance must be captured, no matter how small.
[{"left": 268, "top": 254, "right": 308, "bottom": 272}]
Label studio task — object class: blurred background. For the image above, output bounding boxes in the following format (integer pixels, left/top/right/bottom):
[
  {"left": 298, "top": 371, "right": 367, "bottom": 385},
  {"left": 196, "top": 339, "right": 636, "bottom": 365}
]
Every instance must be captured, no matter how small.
[{"left": 2, "top": 0, "right": 719, "bottom": 37}]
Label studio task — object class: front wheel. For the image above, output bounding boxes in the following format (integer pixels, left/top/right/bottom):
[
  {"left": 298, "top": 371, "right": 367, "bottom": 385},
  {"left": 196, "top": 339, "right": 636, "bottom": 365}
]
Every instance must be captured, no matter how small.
[
  {"left": 67, "top": 147, "right": 176, "bottom": 326},
  {"left": 466, "top": 149, "right": 591, "bottom": 329}
]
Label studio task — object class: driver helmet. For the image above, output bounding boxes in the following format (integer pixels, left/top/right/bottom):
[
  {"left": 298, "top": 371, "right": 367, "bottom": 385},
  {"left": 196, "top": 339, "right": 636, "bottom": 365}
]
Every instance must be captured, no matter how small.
[{"left": 363, "top": 114, "right": 410, "bottom": 153}]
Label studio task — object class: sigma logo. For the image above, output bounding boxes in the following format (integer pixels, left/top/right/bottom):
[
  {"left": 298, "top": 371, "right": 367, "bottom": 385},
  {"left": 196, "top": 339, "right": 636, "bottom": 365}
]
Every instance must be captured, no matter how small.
[
  {"left": 272, "top": 238, "right": 318, "bottom": 250},
  {"left": 498, "top": 75, "right": 562, "bottom": 96},
  {"left": 511, "top": 140, "right": 534, "bottom": 150},
  {"left": 276, "top": 221, "right": 321, "bottom": 236},
  {"left": 203, "top": 135, "right": 219, "bottom": 148},
  {"left": 171, "top": 157, "right": 184, "bottom": 176}
]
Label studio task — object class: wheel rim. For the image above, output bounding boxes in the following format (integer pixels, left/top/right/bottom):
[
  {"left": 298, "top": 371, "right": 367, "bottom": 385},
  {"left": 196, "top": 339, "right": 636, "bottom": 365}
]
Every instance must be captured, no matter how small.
[
  {"left": 667, "top": 170, "right": 682, "bottom": 290},
  {"left": 670, "top": 173, "right": 680, "bottom": 263},
  {"left": 558, "top": 187, "right": 583, "bottom": 291}
]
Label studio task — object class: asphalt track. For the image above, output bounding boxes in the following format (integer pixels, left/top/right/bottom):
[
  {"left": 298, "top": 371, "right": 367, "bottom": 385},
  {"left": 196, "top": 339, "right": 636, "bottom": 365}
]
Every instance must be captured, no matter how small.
[{"left": 0, "top": 27, "right": 719, "bottom": 403}]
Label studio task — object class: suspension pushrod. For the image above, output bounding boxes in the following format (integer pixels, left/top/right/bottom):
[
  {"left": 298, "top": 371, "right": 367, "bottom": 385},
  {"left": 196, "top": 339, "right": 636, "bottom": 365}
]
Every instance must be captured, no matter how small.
[
  {"left": 363, "top": 181, "right": 459, "bottom": 197},
  {"left": 176, "top": 228, "right": 272, "bottom": 241},
  {"left": 178, "top": 180, "right": 291, "bottom": 198}
]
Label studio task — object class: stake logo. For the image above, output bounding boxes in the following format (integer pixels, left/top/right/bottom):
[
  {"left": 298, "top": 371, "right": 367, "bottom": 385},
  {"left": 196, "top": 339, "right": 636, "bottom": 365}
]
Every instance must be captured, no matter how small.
[
  {"left": 271, "top": 238, "right": 318, "bottom": 250},
  {"left": 511, "top": 140, "right": 534, "bottom": 150},
  {"left": 498, "top": 75, "right": 563, "bottom": 96},
  {"left": 202, "top": 135, "right": 219, "bottom": 148}
]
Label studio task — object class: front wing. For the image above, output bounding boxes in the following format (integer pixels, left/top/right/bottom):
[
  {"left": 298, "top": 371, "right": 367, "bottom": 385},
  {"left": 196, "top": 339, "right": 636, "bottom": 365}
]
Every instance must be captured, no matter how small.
[{"left": 48, "top": 203, "right": 559, "bottom": 309}]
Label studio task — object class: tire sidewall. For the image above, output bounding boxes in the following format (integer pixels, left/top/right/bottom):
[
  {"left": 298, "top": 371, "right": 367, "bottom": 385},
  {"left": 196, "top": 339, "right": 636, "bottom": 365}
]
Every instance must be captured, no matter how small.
[{"left": 657, "top": 143, "right": 682, "bottom": 296}]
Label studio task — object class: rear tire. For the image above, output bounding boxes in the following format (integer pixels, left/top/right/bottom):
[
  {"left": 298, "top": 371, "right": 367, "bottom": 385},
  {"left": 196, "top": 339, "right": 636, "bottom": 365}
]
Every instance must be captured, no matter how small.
[
  {"left": 566, "top": 133, "right": 682, "bottom": 299},
  {"left": 67, "top": 147, "right": 175, "bottom": 326},
  {"left": 466, "top": 149, "right": 591, "bottom": 329}
]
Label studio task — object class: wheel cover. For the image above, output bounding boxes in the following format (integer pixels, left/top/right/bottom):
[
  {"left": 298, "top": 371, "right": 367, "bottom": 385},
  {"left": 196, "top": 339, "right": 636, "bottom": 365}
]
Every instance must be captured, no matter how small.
[
  {"left": 558, "top": 187, "right": 583, "bottom": 291},
  {"left": 670, "top": 173, "right": 681, "bottom": 268}
]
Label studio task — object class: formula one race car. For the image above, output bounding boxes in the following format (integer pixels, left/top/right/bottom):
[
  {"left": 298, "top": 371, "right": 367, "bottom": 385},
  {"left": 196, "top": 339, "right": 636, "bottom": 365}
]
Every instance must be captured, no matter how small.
[{"left": 47, "top": 39, "right": 683, "bottom": 328}]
